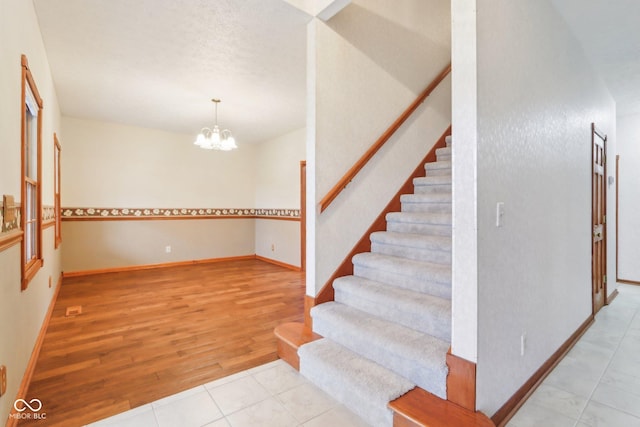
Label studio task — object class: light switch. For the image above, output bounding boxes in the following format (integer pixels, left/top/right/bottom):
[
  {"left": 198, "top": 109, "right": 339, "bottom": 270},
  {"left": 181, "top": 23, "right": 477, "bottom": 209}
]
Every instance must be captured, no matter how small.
[{"left": 496, "top": 202, "right": 505, "bottom": 227}]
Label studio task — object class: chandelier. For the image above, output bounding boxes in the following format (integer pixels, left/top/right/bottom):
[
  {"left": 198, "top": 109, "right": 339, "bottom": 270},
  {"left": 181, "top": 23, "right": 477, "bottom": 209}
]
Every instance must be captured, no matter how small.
[{"left": 193, "top": 99, "right": 237, "bottom": 151}]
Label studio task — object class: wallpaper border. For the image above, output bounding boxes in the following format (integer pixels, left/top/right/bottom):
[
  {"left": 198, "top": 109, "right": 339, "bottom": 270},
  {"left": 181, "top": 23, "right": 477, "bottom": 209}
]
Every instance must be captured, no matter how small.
[{"left": 61, "top": 207, "right": 301, "bottom": 221}]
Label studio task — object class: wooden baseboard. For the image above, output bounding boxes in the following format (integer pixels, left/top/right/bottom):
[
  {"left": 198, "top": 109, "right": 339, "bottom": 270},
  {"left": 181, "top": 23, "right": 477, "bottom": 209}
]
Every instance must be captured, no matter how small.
[
  {"left": 255, "top": 255, "right": 301, "bottom": 272},
  {"left": 491, "top": 315, "right": 594, "bottom": 426},
  {"left": 62, "top": 255, "right": 258, "bottom": 278},
  {"left": 447, "top": 349, "right": 476, "bottom": 411},
  {"left": 6, "top": 273, "right": 62, "bottom": 427},
  {"left": 618, "top": 278, "right": 640, "bottom": 286},
  {"left": 606, "top": 289, "right": 619, "bottom": 305}
]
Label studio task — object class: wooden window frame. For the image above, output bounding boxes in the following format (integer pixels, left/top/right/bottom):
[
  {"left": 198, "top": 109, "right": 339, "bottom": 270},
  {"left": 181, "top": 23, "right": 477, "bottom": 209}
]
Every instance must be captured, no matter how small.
[
  {"left": 21, "top": 54, "right": 44, "bottom": 290},
  {"left": 54, "top": 133, "right": 62, "bottom": 248}
]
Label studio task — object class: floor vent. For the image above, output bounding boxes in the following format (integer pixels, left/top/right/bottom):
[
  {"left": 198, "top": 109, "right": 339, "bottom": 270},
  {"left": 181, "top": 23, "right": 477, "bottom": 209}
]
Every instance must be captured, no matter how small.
[{"left": 65, "top": 306, "right": 82, "bottom": 317}]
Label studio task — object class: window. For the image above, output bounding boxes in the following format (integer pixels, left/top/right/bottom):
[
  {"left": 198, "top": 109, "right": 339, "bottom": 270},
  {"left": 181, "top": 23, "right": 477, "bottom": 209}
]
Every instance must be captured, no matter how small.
[
  {"left": 21, "top": 55, "right": 43, "bottom": 290},
  {"left": 54, "top": 133, "right": 62, "bottom": 248}
]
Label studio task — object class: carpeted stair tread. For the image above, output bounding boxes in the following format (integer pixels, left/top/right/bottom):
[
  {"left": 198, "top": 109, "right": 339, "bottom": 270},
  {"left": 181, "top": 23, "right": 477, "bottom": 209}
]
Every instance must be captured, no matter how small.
[
  {"left": 333, "top": 275, "right": 451, "bottom": 340},
  {"left": 425, "top": 160, "right": 451, "bottom": 171},
  {"left": 370, "top": 231, "right": 451, "bottom": 251},
  {"left": 400, "top": 193, "right": 451, "bottom": 203},
  {"left": 299, "top": 338, "right": 415, "bottom": 427},
  {"left": 413, "top": 175, "right": 451, "bottom": 186},
  {"left": 370, "top": 231, "right": 451, "bottom": 264},
  {"left": 311, "top": 302, "right": 449, "bottom": 399},
  {"left": 352, "top": 252, "right": 451, "bottom": 298},
  {"left": 401, "top": 193, "right": 451, "bottom": 213},
  {"left": 436, "top": 146, "right": 451, "bottom": 157},
  {"left": 436, "top": 147, "right": 451, "bottom": 162},
  {"left": 412, "top": 176, "right": 452, "bottom": 195},
  {"left": 386, "top": 211, "right": 452, "bottom": 226},
  {"left": 445, "top": 135, "right": 452, "bottom": 146}
]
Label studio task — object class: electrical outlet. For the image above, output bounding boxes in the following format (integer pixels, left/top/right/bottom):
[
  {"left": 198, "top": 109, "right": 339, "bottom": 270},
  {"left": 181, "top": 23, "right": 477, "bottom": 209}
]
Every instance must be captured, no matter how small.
[
  {"left": 520, "top": 333, "right": 526, "bottom": 356},
  {"left": 0, "top": 365, "right": 7, "bottom": 397},
  {"left": 165, "top": 246, "right": 171, "bottom": 254},
  {"left": 271, "top": 244, "right": 275, "bottom": 252}
]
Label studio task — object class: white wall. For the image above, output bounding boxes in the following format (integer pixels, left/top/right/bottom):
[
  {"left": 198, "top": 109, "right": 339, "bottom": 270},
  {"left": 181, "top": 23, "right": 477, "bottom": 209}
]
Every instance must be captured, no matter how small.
[
  {"left": 0, "top": 0, "right": 62, "bottom": 423},
  {"left": 308, "top": 0, "right": 451, "bottom": 294},
  {"left": 451, "top": 0, "right": 479, "bottom": 364},
  {"left": 617, "top": 113, "right": 640, "bottom": 282},
  {"left": 463, "top": 0, "right": 617, "bottom": 416},
  {"left": 254, "top": 128, "right": 306, "bottom": 267}
]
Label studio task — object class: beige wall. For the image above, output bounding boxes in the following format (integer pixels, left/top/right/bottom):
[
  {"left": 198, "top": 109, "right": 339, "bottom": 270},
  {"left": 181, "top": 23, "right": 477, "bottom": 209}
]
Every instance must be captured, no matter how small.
[
  {"left": 61, "top": 116, "right": 256, "bottom": 207},
  {"left": 0, "top": 0, "right": 63, "bottom": 423},
  {"left": 254, "top": 128, "right": 306, "bottom": 267},
  {"left": 61, "top": 118, "right": 305, "bottom": 272},
  {"left": 62, "top": 220, "right": 255, "bottom": 272},
  {"left": 307, "top": 0, "right": 452, "bottom": 294}
]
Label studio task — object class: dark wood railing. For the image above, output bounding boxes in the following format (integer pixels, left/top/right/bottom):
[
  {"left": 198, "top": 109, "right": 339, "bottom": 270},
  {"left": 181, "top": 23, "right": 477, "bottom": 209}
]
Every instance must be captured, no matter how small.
[{"left": 318, "top": 63, "right": 452, "bottom": 213}]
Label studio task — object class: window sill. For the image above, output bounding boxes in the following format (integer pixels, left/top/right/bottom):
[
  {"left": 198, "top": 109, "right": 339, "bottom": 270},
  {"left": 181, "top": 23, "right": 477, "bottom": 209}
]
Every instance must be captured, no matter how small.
[{"left": 22, "top": 258, "right": 43, "bottom": 291}]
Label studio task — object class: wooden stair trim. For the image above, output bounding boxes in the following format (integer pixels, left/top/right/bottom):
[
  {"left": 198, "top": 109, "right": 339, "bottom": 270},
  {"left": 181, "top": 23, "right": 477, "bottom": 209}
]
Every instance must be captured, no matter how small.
[
  {"left": 447, "top": 348, "right": 476, "bottom": 411},
  {"left": 307, "top": 125, "right": 452, "bottom": 329},
  {"left": 319, "top": 63, "right": 452, "bottom": 212},
  {"left": 274, "top": 322, "right": 322, "bottom": 370},
  {"left": 390, "top": 387, "right": 495, "bottom": 427}
]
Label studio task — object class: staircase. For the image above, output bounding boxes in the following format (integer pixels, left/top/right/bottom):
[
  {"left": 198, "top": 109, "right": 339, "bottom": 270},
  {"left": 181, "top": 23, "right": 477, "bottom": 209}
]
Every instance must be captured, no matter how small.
[{"left": 298, "top": 136, "right": 453, "bottom": 427}]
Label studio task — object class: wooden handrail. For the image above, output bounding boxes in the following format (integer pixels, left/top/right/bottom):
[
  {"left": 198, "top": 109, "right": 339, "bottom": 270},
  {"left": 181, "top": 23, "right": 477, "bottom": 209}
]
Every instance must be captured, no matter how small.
[{"left": 319, "top": 62, "right": 452, "bottom": 213}]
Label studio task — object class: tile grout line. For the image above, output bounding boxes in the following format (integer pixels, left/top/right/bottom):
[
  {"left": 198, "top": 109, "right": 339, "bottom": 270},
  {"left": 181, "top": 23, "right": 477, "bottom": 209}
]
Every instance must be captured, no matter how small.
[{"left": 574, "top": 295, "right": 640, "bottom": 424}]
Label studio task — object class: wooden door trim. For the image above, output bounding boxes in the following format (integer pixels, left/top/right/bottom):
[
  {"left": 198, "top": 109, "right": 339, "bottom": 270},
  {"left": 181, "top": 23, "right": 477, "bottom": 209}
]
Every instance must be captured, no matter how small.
[
  {"left": 300, "top": 161, "right": 306, "bottom": 272},
  {"left": 591, "top": 123, "right": 607, "bottom": 315},
  {"left": 615, "top": 154, "right": 620, "bottom": 284},
  {"left": 616, "top": 154, "right": 640, "bottom": 285}
]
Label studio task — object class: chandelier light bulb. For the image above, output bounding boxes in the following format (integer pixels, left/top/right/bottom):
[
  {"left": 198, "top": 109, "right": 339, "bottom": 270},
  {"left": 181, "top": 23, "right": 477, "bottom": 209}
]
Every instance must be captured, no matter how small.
[{"left": 193, "top": 99, "right": 237, "bottom": 151}]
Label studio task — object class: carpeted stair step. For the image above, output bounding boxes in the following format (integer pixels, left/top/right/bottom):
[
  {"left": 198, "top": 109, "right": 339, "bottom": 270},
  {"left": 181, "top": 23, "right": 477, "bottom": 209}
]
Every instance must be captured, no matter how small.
[
  {"left": 310, "top": 302, "right": 449, "bottom": 398},
  {"left": 413, "top": 175, "right": 452, "bottom": 194},
  {"left": 352, "top": 252, "right": 451, "bottom": 299},
  {"left": 386, "top": 212, "right": 452, "bottom": 236},
  {"left": 370, "top": 231, "right": 451, "bottom": 264},
  {"left": 333, "top": 275, "right": 451, "bottom": 340},
  {"left": 299, "top": 338, "right": 415, "bottom": 427},
  {"left": 425, "top": 160, "right": 451, "bottom": 176},
  {"left": 400, "top": 193, "right": 451, "bottom": 213},
  {"left": 445, "top": 135, "right": 452, "bottom": 146},
  {"left": 436, "top": 146, "right": 451, "bottom": 161}
]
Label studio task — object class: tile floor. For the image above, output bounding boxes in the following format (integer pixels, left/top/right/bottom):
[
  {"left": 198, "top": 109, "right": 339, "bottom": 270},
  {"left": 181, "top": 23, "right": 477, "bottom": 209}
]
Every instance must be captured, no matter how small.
[
  {"left": 90, "top": 283, "right": 640, "bottom": 427},
  {"left": 86, "top": 359, "right": 369, "bottom": 427},
  {"left": 508, "top": 283, "right": 640, "bottom": 427}
]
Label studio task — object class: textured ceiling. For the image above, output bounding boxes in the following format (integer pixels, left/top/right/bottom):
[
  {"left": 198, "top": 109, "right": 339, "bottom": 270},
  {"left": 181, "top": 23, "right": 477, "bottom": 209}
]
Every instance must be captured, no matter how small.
[
  {"left": 551, "top": 0, "right": 640, "bottom": 116},
  {"left": 33, "top": 0, "right": 311, "bottom": 144}
]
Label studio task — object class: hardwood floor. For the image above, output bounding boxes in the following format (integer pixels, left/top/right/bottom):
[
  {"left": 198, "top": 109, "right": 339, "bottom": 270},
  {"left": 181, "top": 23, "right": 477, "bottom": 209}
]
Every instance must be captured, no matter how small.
[{"left": 20, "top": 259, "right": 305, "bottom": 426}]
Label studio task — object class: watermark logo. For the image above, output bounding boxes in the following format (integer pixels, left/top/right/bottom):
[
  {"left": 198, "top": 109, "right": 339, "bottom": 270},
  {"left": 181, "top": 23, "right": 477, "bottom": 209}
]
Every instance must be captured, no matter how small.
[
  {"left": 14, "top": 398, "right": 42, "bottom": 412},
  {"left": 10, "top": 398, "right": 46, "bottom": 420}
]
